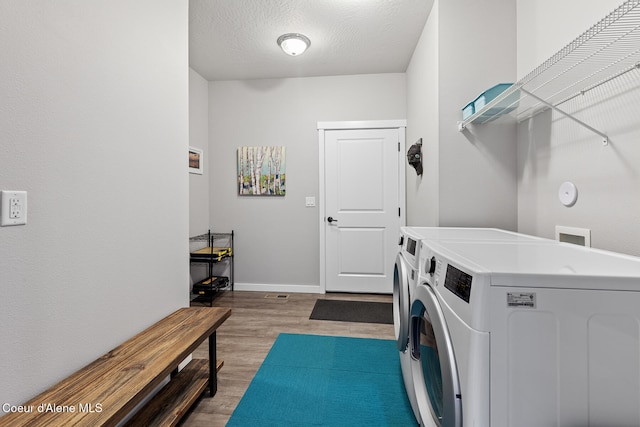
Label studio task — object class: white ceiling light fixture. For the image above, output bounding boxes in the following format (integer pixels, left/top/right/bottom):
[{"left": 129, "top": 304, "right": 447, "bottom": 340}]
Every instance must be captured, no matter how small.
[{"left": 277, "top": 33, "right": 311, "bottom": 56}]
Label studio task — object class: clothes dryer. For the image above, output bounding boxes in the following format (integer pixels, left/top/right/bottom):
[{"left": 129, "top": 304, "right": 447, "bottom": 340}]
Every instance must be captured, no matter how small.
[
  {"left": 410, "top": 240, "right": 640, "bottom": 427},
  {"left": 394, "top": 227, "right": 553, "bottom": 426}
]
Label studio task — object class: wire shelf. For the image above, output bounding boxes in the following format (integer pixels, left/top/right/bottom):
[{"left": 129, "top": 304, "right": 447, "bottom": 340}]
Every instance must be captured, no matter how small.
[
  {"left": 459, "top": 0, "right": 640, "bottom": 129},
  {"left": 189, "top": 233, "right": 209, "bottom": 242},
  {"left": 189, "top": 231, "right": 233, "bottom": 242}
]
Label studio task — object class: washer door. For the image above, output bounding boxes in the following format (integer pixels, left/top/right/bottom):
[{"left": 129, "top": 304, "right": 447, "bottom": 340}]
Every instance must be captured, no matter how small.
[
  {"left": 393, "top": 253, "right": 410, "bottom": 351},
  {"left": 410, "top": 284, "right": 462, "bottom": 427}
]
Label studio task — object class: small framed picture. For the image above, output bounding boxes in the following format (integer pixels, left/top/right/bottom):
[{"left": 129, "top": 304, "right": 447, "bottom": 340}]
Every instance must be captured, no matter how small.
[{"left": 189, "top": 147, "right": 203, "bottom": 175}]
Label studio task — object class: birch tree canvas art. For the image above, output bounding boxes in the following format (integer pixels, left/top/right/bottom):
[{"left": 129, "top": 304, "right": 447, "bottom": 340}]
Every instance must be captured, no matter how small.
[{"left": 237, "top": 146, "right": 286, "bottom": 196}]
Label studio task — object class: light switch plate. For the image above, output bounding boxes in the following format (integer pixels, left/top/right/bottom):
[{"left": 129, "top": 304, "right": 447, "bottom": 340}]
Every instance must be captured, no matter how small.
[
  {"left": 1, "top": 191, "right": 27, "bottom": 226},
  {"left": 305, "top": 196, "right": 316, "bottom": 207}
]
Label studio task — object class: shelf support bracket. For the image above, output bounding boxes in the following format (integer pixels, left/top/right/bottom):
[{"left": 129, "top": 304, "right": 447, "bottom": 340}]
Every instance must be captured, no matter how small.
[{"left": 521, "top": 89, "right": 609, "bottom": 146}]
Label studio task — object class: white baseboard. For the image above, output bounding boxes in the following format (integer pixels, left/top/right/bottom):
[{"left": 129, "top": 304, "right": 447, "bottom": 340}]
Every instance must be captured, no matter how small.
[{"left": 233, "top": 282, "right": 324, "bottom": 294}]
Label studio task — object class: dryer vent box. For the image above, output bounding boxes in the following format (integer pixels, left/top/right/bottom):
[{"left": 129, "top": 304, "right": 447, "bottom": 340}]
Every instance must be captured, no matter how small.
[{"left": 555, "top": 226, "right": 591, "bottom": 247}]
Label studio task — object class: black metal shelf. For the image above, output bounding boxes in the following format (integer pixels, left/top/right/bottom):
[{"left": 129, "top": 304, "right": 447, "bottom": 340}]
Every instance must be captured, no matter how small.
[{"left": 189, "top": 230, "right": 234, "bottom": 306}]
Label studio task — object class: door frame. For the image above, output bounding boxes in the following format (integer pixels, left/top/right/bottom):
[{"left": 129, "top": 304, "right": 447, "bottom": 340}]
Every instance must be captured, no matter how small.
[{"left": 317, "top": 120, "right": 407, "bottom": 293}]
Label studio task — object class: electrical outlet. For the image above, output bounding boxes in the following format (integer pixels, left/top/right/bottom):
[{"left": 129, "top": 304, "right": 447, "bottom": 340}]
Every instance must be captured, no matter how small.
[{"left": 1, "top": 191, "right": 27, "bottom": 226}]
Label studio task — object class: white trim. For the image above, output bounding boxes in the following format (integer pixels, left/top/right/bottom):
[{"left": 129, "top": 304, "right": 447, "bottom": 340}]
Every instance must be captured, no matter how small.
[
  {"left": 318, "top": 128, "right": 327, "bottom": 293},
  {"left": 399, "top": 127, "right": 407, "bottom": 227},
  {"left": 234, "top": 282, "right": 324, "bottom": 294},
  {"left": 317, "top": 119, "right": 407, "bottom": 130}
]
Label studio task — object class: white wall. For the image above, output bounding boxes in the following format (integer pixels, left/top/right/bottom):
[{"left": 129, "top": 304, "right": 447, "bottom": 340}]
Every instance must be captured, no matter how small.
[
  {"left": 190, "top": 68, "right": 210, "bottom": 236},
  {"left": 516, "top": 0, "right": 640, "bottom": 256},
  {"left": 0, "top": 1, "right": 189, "bottom": 412},
  {"left": 406, "top": 0, "right": 439, "bottom": 226},
  {"left": 406, "top": 0, "right": 518, "bottom": 230},
  {"left": 208, "top": 74, "right": 406, "bottom": 292}
]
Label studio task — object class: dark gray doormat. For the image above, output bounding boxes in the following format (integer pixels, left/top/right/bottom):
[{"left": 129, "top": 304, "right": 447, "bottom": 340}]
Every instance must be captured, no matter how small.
[{"left": 309, "top": 299, "right": 393, "bottom": 324}]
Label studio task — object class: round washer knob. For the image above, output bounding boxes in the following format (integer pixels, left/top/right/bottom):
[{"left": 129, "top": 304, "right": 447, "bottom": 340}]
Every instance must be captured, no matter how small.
[{"left": 428, "top": 256, "right": 437, "bottom": 275}]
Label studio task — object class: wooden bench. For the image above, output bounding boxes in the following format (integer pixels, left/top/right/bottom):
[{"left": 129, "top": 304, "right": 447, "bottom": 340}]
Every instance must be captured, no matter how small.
[{"left": 0, "top": 306, "right": 231, "bottom": 427}]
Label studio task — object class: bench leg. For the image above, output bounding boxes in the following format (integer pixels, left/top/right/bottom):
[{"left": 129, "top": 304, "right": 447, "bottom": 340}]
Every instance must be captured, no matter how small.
[{"left": 209, "top": 331, "right": 217, "bottom": 397}]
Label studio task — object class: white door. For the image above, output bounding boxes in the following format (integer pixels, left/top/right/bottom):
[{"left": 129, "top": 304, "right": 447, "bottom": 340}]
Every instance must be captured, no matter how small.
[{"left": 320, "top": 123, "right": 405, "bottom": 293}]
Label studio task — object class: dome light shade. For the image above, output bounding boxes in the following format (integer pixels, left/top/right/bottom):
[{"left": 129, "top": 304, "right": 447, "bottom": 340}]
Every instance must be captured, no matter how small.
[{"left": 277, "top": 33, "right": 310, "bottom": 56}]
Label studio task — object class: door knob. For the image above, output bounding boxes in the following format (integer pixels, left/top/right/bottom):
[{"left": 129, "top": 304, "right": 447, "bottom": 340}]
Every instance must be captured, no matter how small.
[{"left": 327, "top": 216, "right": 338, "bottom": 223}]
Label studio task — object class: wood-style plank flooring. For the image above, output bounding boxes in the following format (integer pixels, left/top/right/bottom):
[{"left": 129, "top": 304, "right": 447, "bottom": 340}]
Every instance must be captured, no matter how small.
[{"left": 181, "top": 290, "right": 394, "bottom": 426}]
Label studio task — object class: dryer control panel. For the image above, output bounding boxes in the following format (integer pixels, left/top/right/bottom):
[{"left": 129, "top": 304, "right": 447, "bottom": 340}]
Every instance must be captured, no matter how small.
[
  {"left": 444, "top": 265, "right": 473, "bottom": 303},
  {"left": 406, "top": 238, "right": 417, "bottom": 256}
]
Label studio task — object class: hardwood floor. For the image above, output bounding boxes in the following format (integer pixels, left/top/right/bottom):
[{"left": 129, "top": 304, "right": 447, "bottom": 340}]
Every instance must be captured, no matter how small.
[{"left": 181, "top": 290, "right": 394, "bottom": 426}]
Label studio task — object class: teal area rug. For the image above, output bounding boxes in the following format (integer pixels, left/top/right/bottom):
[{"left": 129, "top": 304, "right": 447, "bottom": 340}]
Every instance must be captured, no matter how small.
[{"left": 227, "top": 333, "right": 416, "bottom": 426}]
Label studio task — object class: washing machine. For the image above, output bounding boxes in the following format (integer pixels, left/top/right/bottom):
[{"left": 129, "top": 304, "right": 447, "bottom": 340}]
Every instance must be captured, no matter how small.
[
  {"left": 394, "top": 228, "right": 554, "bottom": 425},
  {"left": 395, "top": 227, "right": 429, "bottom": 425},
  {"left": 410, "top": 239, "right": 640, "bottom": 427}
]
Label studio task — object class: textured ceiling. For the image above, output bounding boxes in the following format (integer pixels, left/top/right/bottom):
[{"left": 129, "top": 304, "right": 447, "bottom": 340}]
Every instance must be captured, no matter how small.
[{"left": 189, "top": 0, "right": 433, "bottom": 81}]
